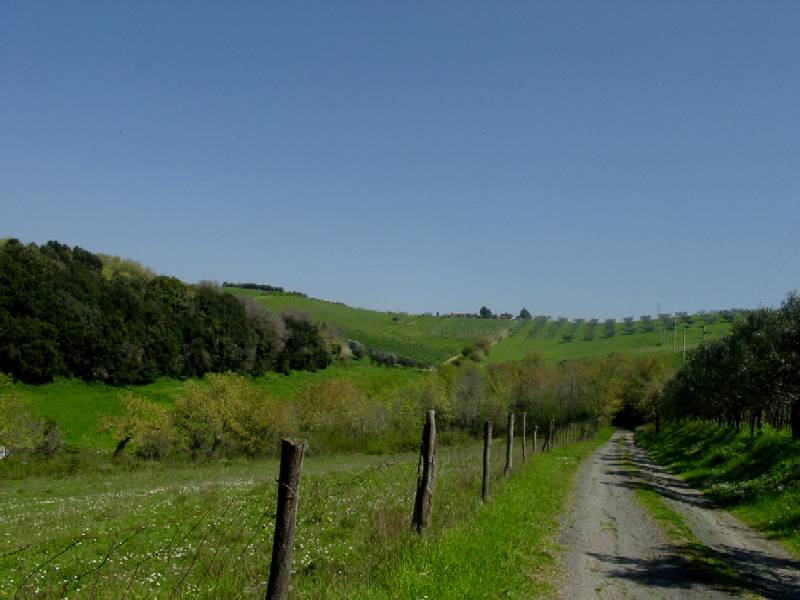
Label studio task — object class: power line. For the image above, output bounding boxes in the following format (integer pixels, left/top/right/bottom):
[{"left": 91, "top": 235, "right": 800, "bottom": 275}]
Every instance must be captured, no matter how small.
[
  {"left": 743, "top": 218, "right": 800, "bottom": 301},
  {"left": 756, "top": 236, "right": 800, "bottom": 302}
]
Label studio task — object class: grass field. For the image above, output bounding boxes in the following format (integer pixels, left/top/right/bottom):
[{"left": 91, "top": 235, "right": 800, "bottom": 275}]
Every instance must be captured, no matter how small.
[
  {"left": 229, "top": 288, "right": 510, "bottom": 364},
  {"left": 486, "top": 318, "right": 734, "bottom": 364},
  {"left": 637, "top": 421, "right": 800, "bottom": 557},
  {"left": 1, "top": 429, "right": 611, "bottom": 599},
  {"left": 9, "top": 364, "right": 427, "bottom": 452}
]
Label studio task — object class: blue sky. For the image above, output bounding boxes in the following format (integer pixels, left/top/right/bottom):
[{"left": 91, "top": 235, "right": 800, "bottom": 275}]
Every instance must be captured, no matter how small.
[{"left": 2, "top": 2, "right": 799, "bottom": 319}]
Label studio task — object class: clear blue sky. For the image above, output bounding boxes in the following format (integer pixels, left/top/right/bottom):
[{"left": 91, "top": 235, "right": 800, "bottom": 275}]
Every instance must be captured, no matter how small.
[{"left": 2, "top": 2, "right": 799, "bottom": 319}]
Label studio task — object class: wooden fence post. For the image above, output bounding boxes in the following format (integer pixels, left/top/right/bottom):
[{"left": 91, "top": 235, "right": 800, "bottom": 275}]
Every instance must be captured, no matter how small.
[
  {"left": 504, "top": 413, "right": 514, "bottom": 476},
  {"left": 412, "top": 410, "right": 437, "bottom": 534},
  {"left": 521, "top": 412, "right": 527, "bottom": 462},
  {"left": 482, "top": 421, "right": 492, "bottom": 501},
  {"left": 266, "top": 439, "right": 306, "bottom": 600},
  {"left": 533, "top": 425, "right": 538, "bottom": 454}
]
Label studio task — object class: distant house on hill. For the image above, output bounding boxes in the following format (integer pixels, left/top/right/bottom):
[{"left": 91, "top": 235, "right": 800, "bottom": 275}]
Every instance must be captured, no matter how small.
[
  {"left": 499, "top": 313, "right": 514, "bottom": 320},
  {"left": 450, "top": 313, "right": 478, "bottom": 319}
]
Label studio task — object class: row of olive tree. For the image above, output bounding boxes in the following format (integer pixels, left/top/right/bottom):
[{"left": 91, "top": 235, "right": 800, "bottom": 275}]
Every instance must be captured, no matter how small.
[{"left": 659, "top": 294, "right": 800, "bottom": 438}]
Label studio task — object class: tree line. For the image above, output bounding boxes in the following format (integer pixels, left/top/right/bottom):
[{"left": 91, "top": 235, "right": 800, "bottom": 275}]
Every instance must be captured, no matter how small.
[
  {"left": 659, "top": 293, "right": 800, "bottom": 438},
  {"left": 221, "top": 281, "right": 307, "bottom": 297},
  {"left": 101, "top": 352, "right": 663, "bottom": 459},
  {"left": 0, "top": 240, "right": 332, "bottom": 384}
]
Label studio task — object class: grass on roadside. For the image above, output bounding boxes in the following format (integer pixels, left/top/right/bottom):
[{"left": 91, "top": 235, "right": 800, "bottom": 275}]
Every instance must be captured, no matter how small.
[
  {"left": 330, "top": 427, "right": 613, "bottom": 599},
  {"left": 637, "top": 421, "right": 800, "bottom": 557}
]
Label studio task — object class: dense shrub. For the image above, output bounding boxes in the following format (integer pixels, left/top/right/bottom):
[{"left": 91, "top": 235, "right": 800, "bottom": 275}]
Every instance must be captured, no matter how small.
[
  {"left": 0, "top": 391, "right": 63, "bottom": 458},
  {"left": 172, "top": 374, "right": 293, "bottom": 457},
  {"left": 104, "top": 394, "right": 175, "bottom": 459},
  {"left": 369, "top": 348, "right": 398, "bottom": 367},
  {"left": 347, "top": 339, "right": 366, "bottom": 360}
]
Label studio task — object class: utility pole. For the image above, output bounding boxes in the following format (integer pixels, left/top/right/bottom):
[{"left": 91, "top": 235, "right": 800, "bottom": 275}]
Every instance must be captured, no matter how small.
[
  {"left": 683, "top": 325, "right": 687, "bottom": 360},
  {"left": 673, "top": 317, "right": 677, "bottom": 353}
]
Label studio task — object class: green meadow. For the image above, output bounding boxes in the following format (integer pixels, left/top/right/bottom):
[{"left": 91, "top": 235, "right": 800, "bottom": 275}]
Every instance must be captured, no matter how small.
[
  {"left": 0, "top": 427, "right": 610, "bottom": 599},
  {"left": 12, "top": 364, "right": 427, "bottom": 452}
]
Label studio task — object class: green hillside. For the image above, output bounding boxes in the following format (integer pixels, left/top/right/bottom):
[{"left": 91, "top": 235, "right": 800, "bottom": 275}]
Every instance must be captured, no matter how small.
[
  {"left": 228, "top": 288, "right": 510, "bottom": 364},
  {"left": 229, "top": 288, "right": 737, "bottom": 365},
  {"left": 13, "top": 364, "right": 426, "bottom": 451},
  {"left": 487, "top": 317, "right": 735, "bottom": 364}
]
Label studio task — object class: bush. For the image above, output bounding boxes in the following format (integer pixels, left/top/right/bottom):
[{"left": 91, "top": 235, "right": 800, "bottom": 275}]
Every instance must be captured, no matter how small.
[
  {"left": 0, "top": 392, "right": 63, "bottom": 457},
  {"left": 369, "top": 348, "right": 398, "bottom": 367},
  {"left": 348, "top": 339, "right": 366, "bottom": 360},
  {"left": 104, "top": 394, "right": 175, "bottom": 459},
  {"left": 295, "top": 379, "right": 387, "bottom": 453},
  {"left": 172, "top": 373, "right": 293, "bottom": 458}
]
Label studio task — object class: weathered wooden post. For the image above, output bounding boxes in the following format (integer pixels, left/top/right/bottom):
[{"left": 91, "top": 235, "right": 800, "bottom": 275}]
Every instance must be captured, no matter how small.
[
  {"left": 266, "top": 439, "right": 306, "bottom": 600},
  {"left": 504, "top": 413, "right": 514, "bottom": 476},
  {"left": 412, "top": 410, "right": 437, "bottom": 534},
  {"left": 482, "top": 421, "right": 492, "bottom": 501},
  {"left": 521, "top": 412, "right": 527, "bottom": 462}
]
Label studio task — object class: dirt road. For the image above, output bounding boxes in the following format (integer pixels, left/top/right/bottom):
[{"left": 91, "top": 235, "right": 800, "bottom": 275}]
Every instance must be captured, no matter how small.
[{"left": 558, "top": 431, "right": 800, "bottom": 599}]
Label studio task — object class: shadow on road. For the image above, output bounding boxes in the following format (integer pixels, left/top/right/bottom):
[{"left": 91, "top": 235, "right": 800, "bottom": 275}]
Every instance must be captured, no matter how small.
[
  {"left": 587, "top": 548, "right": 735, "bottom": 592},
  {"left": 588, "top": 544, "right": 800, "bottom": 599}
]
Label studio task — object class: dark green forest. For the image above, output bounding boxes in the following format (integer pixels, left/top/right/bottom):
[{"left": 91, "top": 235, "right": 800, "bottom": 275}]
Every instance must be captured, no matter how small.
[{"left": 0, "top": 240, "right": 331, "bottom": 384}]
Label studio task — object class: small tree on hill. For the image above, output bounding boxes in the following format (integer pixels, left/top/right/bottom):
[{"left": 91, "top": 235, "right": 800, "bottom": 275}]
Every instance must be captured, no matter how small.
[
  {"left": 479, "top": 306, "right": 493, "bottom": 319},
  {"left": 518, "top": 307, "right": 532, "bottom": 320}
]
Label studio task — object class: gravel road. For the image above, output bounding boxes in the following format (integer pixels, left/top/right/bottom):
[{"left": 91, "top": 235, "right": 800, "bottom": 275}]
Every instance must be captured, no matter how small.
[{"left": 557, "top": 430, "right": 800, "bottom": 599}]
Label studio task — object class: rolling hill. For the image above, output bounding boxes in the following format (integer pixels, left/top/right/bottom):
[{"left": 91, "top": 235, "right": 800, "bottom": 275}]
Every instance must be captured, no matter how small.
[
  {"left": 228, "top": 287, "right": 510, "bottom": 364},
  {"left": 227, "top": 287, "right": 736, "bottom": 365}
]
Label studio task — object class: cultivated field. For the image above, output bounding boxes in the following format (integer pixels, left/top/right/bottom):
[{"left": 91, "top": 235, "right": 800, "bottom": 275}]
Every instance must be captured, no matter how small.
[{"left": 486, "top": 317, "right": 734, "bottom": 364}]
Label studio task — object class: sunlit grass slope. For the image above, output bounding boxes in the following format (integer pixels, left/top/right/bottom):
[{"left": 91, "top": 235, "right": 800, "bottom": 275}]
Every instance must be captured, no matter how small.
[
  {"left": 638, "top": 422, "right": 800, "bottom": 556},
  {"left": 228, "top": 288, "right": 510, "bottom": 364},
  {"left": 11, "top": 364, "right": 426, "bottom": 451},
  {"left": 488, "top": 318, "right": 734, "bottom": 363}
]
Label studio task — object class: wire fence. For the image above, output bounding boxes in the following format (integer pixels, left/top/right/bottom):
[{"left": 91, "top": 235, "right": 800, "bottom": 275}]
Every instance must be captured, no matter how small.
[{"left": 4, "top": 417, "right": 596, "bottom": 599}]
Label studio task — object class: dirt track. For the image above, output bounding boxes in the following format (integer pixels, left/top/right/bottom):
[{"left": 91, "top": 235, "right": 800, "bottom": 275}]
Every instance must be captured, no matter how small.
[{"left": 558, "top": 431, "right": 800, "bottom": 599}]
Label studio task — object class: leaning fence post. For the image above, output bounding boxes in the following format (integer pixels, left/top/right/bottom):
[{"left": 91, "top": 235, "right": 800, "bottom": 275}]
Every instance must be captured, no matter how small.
[
  {"left": 504, "top": 413, "right": 514, "bottom": 476},
  {"left": 412, "top": 410, "right": 437, "bottom": 534},
  {"left": 521, "top": 412, "right": 527, "bottom": 462},
  {"left": 482, "top": 421, "right": 492, "bottom": 501},
  {"left": 533, "top": 425, "right": 538, "bottom": 454},
  {"left": 266, "top": 439, "right": 306, "bottom": 600}
]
